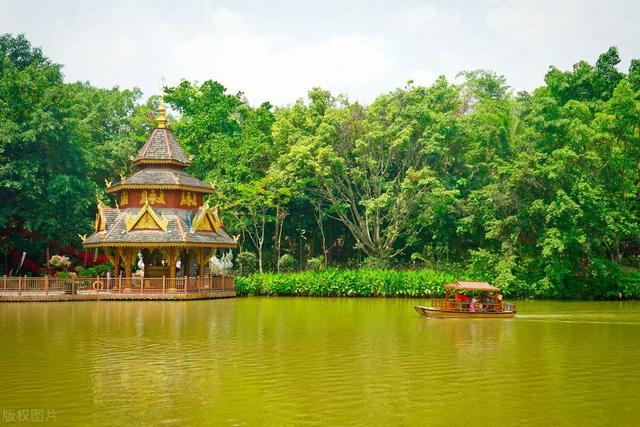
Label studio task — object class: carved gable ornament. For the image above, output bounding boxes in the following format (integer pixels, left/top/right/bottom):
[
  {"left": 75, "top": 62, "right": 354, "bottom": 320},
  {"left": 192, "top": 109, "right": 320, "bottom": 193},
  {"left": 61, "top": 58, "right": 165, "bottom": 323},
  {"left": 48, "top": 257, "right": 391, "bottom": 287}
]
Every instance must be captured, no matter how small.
[
  {"left": 125, "top": 200, "right": 169, "bottom": 232},
  {"left": 192, "top": 203, "right": 222, "bottom": 233}
]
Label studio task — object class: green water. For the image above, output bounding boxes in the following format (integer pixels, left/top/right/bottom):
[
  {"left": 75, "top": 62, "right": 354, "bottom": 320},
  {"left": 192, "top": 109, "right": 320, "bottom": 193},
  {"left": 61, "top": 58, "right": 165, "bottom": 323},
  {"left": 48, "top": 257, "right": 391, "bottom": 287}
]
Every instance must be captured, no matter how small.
[{"left": 1, "top": 298, "right": 639, "bottom": 426}]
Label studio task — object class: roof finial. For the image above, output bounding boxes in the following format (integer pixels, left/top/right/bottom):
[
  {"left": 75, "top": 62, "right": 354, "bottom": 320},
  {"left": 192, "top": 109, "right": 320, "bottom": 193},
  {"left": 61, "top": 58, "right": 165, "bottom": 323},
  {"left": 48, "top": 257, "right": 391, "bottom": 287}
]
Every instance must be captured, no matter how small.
[{"left": 157, "top": 76, "right": 167, "bottom": 129}]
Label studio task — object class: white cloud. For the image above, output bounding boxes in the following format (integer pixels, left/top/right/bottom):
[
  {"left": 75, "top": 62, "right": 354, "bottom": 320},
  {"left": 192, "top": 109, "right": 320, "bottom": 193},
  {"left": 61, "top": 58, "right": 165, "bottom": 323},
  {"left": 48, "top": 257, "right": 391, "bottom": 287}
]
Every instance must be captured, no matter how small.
[
  {"left": 481, "top": 0, "right": 639, "bottom": 90},
  {"left": 204, "top": 5, "right": 245, "bottom": 29},
  {"left": 0, "top": 1, "right": 16, "bottom": 28},
  {"left": 405, "top": 68, "right": 436, "bottom": 87},
  {"left": 169, "top": 11, "right": 393, "bottom": 105},
  {"left": 3, "top": 0, "right": 639, "bottom": 106},
  {"left": 392, "top": 4, "right": 462, "bottom": 39}
]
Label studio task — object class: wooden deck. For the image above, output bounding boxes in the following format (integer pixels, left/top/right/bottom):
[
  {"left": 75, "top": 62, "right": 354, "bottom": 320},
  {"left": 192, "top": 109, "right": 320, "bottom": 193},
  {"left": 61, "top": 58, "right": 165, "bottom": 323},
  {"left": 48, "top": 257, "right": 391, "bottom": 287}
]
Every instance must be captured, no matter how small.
[
  {"left": 0, "top": 275, "right": 236, "bottom": 302},
  {"left": 0, "top": 291, "right": 236, "bottom": 302}
]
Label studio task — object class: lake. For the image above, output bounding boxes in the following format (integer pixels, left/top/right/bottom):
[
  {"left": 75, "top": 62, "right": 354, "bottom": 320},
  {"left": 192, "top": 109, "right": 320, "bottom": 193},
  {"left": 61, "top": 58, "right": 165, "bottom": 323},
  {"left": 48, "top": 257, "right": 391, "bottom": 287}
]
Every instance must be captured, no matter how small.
[{"left": 1, "top": 298, "right": 639, "bottom": 426}]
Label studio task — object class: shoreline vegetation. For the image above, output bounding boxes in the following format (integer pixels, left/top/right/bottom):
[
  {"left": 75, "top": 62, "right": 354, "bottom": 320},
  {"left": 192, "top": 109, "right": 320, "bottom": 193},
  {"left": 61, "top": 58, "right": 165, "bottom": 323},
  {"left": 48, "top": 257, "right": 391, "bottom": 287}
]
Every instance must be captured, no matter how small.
[
  {"left": 236, "top": 269, "right": 456, "bottom": 298},
  {"left": 235, "top": 269, "right": 640, "bottom": 299},
  {"left": 2, "top": 34, "right": 640, "bottom": 300}
]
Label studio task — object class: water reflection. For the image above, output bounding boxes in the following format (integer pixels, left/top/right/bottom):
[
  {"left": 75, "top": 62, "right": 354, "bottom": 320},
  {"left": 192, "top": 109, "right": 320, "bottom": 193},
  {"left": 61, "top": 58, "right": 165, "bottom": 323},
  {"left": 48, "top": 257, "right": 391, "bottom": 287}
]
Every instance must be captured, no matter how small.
[{"left": 417, "top": 317, "right": 514, "bottom": 357}]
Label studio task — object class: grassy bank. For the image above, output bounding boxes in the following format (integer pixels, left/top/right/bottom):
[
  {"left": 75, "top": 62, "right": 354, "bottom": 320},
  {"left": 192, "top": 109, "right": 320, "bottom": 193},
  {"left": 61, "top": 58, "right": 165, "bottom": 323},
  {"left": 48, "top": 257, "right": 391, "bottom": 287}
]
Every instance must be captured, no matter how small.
[
  {"left": 235, "top": 269, "right": 457, "bottom": 297},
  {"left": 235, "top": 268, "right": 640, "bottom": 299}
]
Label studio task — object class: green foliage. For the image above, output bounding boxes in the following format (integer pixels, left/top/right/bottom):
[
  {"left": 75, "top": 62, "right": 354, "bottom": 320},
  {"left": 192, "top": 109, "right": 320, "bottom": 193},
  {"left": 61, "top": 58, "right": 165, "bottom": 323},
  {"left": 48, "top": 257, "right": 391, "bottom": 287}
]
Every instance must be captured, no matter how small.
[
  {"left": 619, "top": 270, "right": 640, "bottom": 298},
  {"left": 361, "top": 257, "right": 390, "bottom": 269},
  {"left": 2, "top": 34, "right": 640, "bottom": 299},
  {"left": 0, "top": 34, "right": 94, "bottom": 246},
  {"left": 0, "top": 34, "right": 147, "bottom": 272},
  {"left": 75, "top": 263, "right": 112, "bottom": 277},
  {"left": 235, "top": 268, "right": 456, "bottom": 297},
  {"left": 306, "top": 255, "right": 325, "bottom": 271},
  {"left": 55, "top": 271, "right": 74, "bottom": 278},
  {"left": 277, "top": 253, "right": 297, "bottom": 272},
  {"left": 165, "top": 80, "right": 280, "bottom": 272},
  {"left": 234, "top": 252, "right": 258, "bottom": 276}
]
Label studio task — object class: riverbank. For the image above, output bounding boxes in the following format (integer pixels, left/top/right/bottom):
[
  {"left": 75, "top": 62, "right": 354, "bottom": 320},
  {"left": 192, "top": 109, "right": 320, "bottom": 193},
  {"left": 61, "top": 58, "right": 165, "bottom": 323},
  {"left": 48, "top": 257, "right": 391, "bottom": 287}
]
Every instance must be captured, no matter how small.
[
  {"left": 235, "top": 269, "right": 456, "bottom": 298},
  {"left": 235, "top": 268, "right": 640, "bottom": 299}
]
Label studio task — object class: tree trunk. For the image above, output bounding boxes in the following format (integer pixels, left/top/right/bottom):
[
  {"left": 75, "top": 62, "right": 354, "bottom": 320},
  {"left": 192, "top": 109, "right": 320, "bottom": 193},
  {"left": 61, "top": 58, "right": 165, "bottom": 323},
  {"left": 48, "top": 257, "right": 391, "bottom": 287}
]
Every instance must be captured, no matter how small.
[
  {"left": 274, "top": 201, "right": 288, "bottom": 273},
  {"left": 312, "top": 202, "right": 328, "bottom": 266},
  {"left": 257, "top": 241, "right": 264, "bottom": 273},
  {"left": 275, "top": 202, "right": 281, "bottom": 272}
]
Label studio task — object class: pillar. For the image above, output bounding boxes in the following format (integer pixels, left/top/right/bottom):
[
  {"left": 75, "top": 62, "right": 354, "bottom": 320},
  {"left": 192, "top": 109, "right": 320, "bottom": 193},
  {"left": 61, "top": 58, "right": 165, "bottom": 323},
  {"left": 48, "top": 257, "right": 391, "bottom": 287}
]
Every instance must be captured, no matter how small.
[
  {"left": 123, "top": 251, "right": 131, "bottom": 279},
  {"left": 114, "top": 249, "right": 122, "bottom": 278},
  {"left": 123, "top": 247, "right": 136, "bottom": 279},
  {"left": 168, "top": 247, "right": 177, "bottom": 279},
  {"left": 198, "top": 248, "right": 206, "bottom": 288},
  {"left": 204, "top": 248, "right": 215, "bottom": 289}
]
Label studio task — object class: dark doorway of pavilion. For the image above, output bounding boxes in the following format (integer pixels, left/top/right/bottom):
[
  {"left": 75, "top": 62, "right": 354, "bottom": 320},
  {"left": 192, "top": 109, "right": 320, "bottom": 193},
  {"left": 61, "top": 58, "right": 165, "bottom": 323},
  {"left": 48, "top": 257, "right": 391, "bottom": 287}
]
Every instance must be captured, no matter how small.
[{"left": 141, "top": 249, "right": 169, "bottom": 278}]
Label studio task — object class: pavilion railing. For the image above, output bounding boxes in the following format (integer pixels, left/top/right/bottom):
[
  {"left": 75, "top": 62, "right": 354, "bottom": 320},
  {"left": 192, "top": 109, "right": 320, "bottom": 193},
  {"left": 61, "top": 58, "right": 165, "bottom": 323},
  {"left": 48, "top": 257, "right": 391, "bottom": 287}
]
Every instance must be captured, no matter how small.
[
  {"left": 0, "top": 275, "right": 235, "bottom": 295},
  {"left": 428, "top": 299, "right": 516, "bottom": 313}
]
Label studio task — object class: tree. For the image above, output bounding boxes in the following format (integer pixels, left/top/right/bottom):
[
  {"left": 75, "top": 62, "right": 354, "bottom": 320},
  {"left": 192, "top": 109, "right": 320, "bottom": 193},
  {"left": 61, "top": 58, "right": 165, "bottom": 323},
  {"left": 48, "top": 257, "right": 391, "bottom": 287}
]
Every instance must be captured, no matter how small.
[
  {"left": 278, "top": 85, "right": 459, "bottom": 260},
  {"left": 165, "top": 80, "right": 281, "bottom": 270},
  {"left": 0, "top": 34, "right": 148, "bottom": 273},
  {"left": 0, "top": 34, "right": 94, "bottom": 251}
]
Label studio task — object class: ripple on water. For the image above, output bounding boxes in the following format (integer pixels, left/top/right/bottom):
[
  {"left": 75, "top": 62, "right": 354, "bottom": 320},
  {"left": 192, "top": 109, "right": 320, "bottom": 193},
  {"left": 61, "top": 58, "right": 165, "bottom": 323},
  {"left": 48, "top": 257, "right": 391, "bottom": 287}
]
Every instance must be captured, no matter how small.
[{"left": 1, "top": 299, "right": 639, "bottom": 426}]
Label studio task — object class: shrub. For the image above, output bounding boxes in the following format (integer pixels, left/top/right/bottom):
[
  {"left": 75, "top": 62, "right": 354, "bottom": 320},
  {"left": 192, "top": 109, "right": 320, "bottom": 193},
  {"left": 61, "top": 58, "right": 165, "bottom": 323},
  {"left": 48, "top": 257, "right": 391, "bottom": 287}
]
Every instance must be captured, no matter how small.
[
  {"left": 235, "top": 268, "right": 457, "bottom": 297},
  {"left": 306, "top": 255, "right": 325, "bottom": 271},
  {"left": 278, "top": 254, "right": 297, "bottom": 272},
  {"left": 620, "top": 270, "right": 640, "bottom": 298},
  {"left": 361, "top": 257, "right": 389, "bottom": 269},
  {"left": 76, "top": 263, "right": 113, "bottom": 277},
  {"left": 49, "top": 255, "right": 71, "bottom": 268},
  {"left": 233, "top": 265, "right": 640, "bottom": 299},
  {"left": 235, "top": 252, "right": 258, "bottom": 276},
  {"left": 56, "top": 271, "right": 75, "bottom": 279}
]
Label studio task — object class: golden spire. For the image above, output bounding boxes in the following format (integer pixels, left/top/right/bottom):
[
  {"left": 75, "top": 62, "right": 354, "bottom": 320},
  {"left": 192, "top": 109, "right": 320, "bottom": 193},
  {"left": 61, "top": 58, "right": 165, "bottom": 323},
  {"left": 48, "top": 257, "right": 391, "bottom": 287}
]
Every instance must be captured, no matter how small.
[
  {"left": 157, "top": 94, "right": 167, "bottom": 129},
  {"left": 157, "top": 76, "right": 167, "bottom": 128}
]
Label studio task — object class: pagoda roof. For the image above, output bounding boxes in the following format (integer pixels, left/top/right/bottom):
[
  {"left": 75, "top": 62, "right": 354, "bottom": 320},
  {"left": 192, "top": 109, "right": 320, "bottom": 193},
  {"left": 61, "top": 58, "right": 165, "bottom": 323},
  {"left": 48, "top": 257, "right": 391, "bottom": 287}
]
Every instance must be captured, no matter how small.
[
  {"left": 132, "top": 128, "right": 192, "bottom": 167},
  {"left": 83, "top": 206, "right": 237, "bottom": 248},
  {"left": 106, "top": 168, "right": 214, "bottom": 194}
]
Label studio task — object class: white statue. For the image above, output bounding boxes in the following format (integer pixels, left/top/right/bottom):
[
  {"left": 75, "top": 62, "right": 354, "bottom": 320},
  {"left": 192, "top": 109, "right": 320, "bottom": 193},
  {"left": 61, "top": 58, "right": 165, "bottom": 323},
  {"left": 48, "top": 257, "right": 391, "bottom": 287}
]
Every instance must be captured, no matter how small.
[
  {"left": 209, "top": 250, "right": 233, "bottom": 274},
  {"left": 137, "top": 252, "right": 145, "bottom": 276},
  {"left": 209, "top": 254, "right": 223, "bottom": 274},
  {"left": 221, "top": 252, "right": 229, "bottom": 270},
  {"left": 224, "top": 250, "right": 234, "bottom": 270}
]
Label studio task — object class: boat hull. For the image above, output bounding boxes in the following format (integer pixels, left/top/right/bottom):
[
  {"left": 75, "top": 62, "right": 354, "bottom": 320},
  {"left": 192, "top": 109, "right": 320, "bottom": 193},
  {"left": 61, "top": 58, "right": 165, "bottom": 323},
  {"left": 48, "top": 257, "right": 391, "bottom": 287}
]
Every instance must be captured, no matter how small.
[{"left": 414, "top": 305, "right": 516, "bottom": 319}]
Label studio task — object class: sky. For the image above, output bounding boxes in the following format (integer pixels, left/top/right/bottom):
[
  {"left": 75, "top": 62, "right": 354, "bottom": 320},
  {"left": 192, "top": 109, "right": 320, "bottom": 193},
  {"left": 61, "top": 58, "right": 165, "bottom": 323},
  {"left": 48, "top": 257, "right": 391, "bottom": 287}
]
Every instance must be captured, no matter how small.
[{"left": 1, "top": 0, "right": 639, "bottom": 106}]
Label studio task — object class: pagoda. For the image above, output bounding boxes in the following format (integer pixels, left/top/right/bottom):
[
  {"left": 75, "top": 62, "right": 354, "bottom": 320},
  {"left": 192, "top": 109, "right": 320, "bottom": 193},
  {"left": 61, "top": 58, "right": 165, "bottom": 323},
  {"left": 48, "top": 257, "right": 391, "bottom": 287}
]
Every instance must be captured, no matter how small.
[{"left": 82, "top": 97, "right": 237, "bottom": 285}]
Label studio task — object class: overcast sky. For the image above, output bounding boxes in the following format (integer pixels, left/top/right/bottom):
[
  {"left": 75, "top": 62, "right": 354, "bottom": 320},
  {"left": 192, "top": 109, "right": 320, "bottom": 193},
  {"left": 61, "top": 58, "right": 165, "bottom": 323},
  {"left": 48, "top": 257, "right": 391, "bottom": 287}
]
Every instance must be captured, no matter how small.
[{"left": 2, "top": 0, "right": 639, "bottom": 105}]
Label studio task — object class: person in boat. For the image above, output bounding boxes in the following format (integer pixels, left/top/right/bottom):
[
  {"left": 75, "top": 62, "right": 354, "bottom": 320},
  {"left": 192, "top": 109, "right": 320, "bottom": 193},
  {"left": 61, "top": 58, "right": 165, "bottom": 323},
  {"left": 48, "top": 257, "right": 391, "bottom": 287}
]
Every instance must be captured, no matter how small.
[
  {"left": 455, "top": 292, "right": 471, "bottom": 310},
  {"left": 455, "top": 293, "right": 471, "bottom": 302},
  {"left": 485, "top": 295, "right": 493, "bottom": 311},
  {"left": 469, "top": 297, "right": 477, "bottom": 312}
]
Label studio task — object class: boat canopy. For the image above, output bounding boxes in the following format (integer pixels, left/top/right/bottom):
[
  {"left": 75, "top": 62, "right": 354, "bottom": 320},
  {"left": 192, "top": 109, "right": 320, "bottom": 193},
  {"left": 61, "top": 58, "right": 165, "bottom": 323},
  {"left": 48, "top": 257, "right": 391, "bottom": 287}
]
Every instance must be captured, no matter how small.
[{"left": 444, "top": 281, "right": 500, "bottom": 292}]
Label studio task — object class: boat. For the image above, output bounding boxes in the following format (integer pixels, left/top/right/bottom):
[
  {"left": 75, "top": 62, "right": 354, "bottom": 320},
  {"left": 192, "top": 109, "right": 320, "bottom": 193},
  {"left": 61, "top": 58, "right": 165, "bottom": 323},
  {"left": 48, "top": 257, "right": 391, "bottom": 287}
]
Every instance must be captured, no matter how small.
[{"left": 415, "top": 281, "right": 516, "bottom": 318}]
